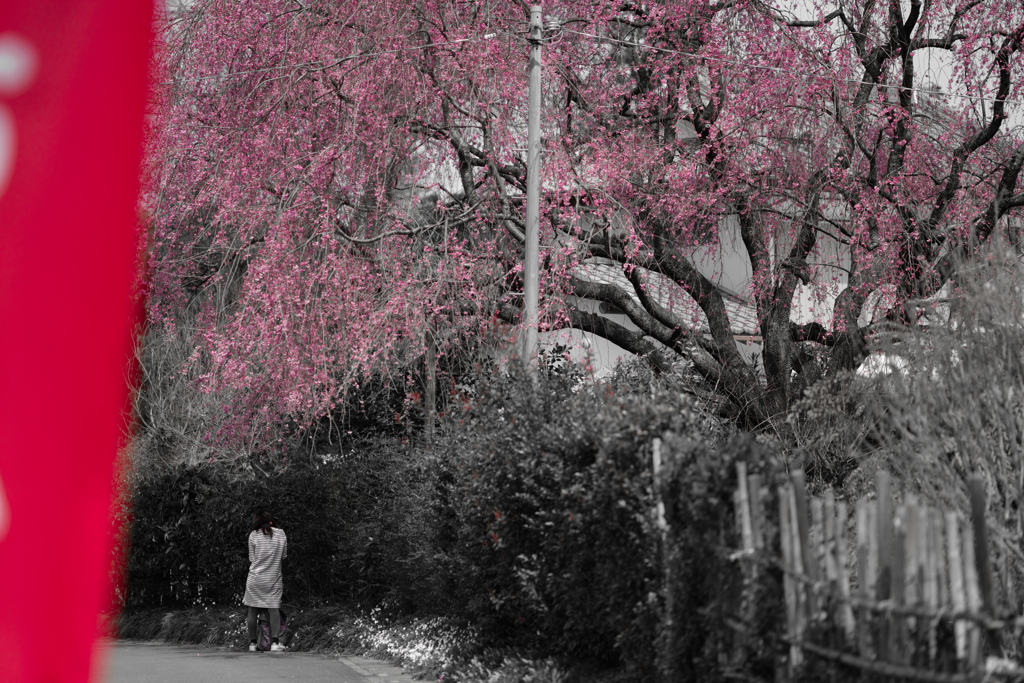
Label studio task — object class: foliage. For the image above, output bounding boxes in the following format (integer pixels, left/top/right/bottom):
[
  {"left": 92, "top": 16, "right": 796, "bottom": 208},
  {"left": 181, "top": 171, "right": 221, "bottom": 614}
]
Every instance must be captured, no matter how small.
[
  {"left": 657, "top": 433, "right": 786, "bottom": 683},
  {"left": 857, "top": 255, "right": 1024, "bottom": 622},
  {"left": 130, "top": 325, "right": 247, "bottom": 470},
  {"left": 146, "top": 0, "right": 1024, "bottom": 447},
  {"left": 432, "top": 363, "right": 746, "bottom": 675},
  {"left": 785, "top": 371, "right": 873, "bottom": 487},
  {"left": 769, "top": 252, "right": 1024, "bottom": 663},
  {"left": 123, "top": 361, "right": 794, "bottom": 680},
  {"left": 124, "top": 440, "right": 438, "bottom": 610},
  {"left": 128, "top": 318, "right": 486, "bottom": 471}
]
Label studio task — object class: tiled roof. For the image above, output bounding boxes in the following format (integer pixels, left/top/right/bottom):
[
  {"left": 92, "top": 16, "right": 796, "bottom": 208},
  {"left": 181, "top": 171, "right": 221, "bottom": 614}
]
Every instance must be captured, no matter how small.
[{"left": 575, "top": 258, "right": 762, "bottom": 336}]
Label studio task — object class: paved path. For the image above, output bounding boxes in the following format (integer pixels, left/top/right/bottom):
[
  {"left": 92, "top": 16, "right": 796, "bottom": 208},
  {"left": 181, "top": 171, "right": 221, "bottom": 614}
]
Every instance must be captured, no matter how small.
[{"left": 96, "top": 641, "right": 423, "bottom": 683}]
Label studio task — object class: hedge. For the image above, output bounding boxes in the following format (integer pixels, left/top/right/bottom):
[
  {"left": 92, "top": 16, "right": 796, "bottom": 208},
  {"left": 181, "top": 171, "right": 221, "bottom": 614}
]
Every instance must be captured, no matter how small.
[
  {"left": 123, "top": 363, "right": 782, "bottom": 681},
  {"left": 125, "top": 441, "right": 439, "bottom": 610}
]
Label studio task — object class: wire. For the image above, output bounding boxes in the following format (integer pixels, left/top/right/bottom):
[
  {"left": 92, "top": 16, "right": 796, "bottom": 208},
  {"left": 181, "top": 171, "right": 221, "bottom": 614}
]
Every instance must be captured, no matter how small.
[{"left": 557, "top": 27, "right": 1024, "bottom": 108}]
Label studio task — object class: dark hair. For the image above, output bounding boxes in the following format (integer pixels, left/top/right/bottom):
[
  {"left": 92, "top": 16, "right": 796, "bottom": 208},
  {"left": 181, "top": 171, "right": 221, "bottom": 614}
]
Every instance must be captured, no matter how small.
[{"left": 251, "top": 512, "right": 275, "bottom": 537}]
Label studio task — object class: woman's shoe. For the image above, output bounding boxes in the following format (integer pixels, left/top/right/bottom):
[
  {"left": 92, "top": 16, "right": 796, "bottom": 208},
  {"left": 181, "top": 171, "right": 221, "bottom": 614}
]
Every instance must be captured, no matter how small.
[
  {"left": 249, "top": 643, "right": 257, "bottom": 652},
  {"left": 270, "top": 642, "right": 286, "bottom": 652}
]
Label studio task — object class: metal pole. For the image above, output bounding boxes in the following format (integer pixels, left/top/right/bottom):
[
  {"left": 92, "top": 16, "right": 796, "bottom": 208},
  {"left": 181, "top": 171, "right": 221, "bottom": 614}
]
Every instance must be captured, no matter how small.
[
  {"left": 522, "top": 4, "right": 542, "bottom": 368},
  {"left": 424, "top": 326, "right": 436, "bottom": 443}
]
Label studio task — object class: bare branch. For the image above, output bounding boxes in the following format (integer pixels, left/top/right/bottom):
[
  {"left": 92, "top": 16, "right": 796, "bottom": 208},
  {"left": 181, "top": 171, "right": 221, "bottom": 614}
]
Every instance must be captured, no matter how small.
[{"left": 334, "top": 200, "right": 482, "bottom": 245}]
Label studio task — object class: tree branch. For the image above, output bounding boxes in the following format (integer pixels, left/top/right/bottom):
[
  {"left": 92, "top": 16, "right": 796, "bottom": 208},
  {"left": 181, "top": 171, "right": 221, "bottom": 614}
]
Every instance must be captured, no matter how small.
[{"left": 791, "top": 321, "right": 835, "bottom": 345}]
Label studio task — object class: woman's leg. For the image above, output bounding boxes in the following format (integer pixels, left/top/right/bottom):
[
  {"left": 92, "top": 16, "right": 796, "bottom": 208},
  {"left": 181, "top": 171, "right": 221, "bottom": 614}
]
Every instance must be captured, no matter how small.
[
  {"left": 268, "top": 608, "right": 281, "bottom": 639},
  {"left": 246, "top": 607, "right": 258, "bottom": 642}
]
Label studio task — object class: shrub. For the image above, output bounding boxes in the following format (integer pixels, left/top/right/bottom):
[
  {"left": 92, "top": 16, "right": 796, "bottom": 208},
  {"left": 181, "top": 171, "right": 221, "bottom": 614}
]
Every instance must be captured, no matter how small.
[
  {"left": 124, "top": 358, "right": 783, "bottom": 682},
  {"left": 124, "top": 439, "right": 439, "bottom": 610},
  {"left": 658, "top": 433, "right": 785, "bottom": 683},
  {"left": 856, "top": 256, "right": 1024, "bottom": 623},
  {"left": 434, "top": 362, "right": 741, "bottom": 676}
]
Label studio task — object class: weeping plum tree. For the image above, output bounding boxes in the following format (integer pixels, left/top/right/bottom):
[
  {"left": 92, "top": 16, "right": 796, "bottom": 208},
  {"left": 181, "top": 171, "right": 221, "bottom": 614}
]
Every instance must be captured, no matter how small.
[{"left": 145, "top": 0, "right": 1024, "bottom": 445}]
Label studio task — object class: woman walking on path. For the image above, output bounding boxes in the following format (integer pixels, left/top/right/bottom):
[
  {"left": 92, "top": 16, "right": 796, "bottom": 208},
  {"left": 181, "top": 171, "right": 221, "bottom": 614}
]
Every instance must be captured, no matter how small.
[{"left": 244, "top": 512, "right": 287, "bottom": 652}]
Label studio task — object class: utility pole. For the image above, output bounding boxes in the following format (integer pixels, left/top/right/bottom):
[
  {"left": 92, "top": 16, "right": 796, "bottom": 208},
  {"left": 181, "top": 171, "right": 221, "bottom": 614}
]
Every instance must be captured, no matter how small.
[
  {"left": 424, "top": 325, "right": 436, "bottom": 444},
  {"left": 521, "top": 4, "right": 542, "bottom": 368}
]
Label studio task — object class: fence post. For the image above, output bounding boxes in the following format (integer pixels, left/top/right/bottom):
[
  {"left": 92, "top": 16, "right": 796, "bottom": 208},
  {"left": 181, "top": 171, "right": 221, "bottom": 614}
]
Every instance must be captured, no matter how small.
[
  {"left": 788, "top": 484, "right": 807, "bottom": 668},
  {"left": 791, "top": 469, "right": 816, "bottom": 623},
  {"left": 811, "top": 497, "right": 825, "bottom": 595},
  {"left": 824, "top": 491, "right": 837, "bottom": 586},
  {"left": 732, "top": 461, "right": 757, "bottom": 669},
  {"left": 947, "top": 511, "right": 967, "bottom": 662},
  {"left": 876, "top": 471, "right": 893, "bottom": 661},
  {"left": 904, "top": 499, "right": 920, "bottom": 663},
  {"left": 968, "top": 477, "right": 994, "bottom": 616},
  {"left": 891, "top": 505, "right": 907, "bottom": 664},
  {"left": 923, "top": 506, "right": 940, "bottom": 665},
  {"left": 904, "top": 498, "right": 920, "bottom": 613},
  {"left": 652, "top": 438, "right": 679, "bottom": 683},
  {"left": 856, "top": 499, "right": 875, "bottom": 657},
  {"left": 736, "top": 462, "right": 753, "bottom": 554},
  {"left": 748, "top": 473, "right": 763, "bottom": 551},
  {"left": 835, "top": 500, "right": 855, "bottom": 642},
  {"left": 779, "top": 484, "right": 801, "bottom": 674},
  {"left": 962, "top": 521, "right": 982, "bottom": 671},
  {"left": 933, "top": 508, "right": 948, "bottom": 616}
]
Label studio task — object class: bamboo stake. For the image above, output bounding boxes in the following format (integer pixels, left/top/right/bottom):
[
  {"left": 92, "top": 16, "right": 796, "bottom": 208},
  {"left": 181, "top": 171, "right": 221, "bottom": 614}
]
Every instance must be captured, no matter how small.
[
  {"left": 779, "top": 485, "right": 801, "bottom": 671},
  {"left": 857, "top": 498, "right": 874, "bottom": 658},
  {"left": 1004, "top": 543, "right": 1018, "bottom": 613},
  {"left": 1003, "top": 547, "right": 1016, "bottom": 616},
  {"left": 736, "top": 462, "right": 753, "bottom": 553},
  {"left": 836, "top": 500, "right": 856, "bottom": 642},
  {"left": 748, "top": 474, "right": 763, "bottom": 551},
  {"left": 788, "top": 483, "right": 808, "bottom": 655},
  {"left": 934, "top": 508, "right": 948, "bottom": 615},
  {"left": 653, "top": 437, "right": 676, "bottom": 683},
  {"left": 791, "top": 470, "right": 816, "bottom": 625},
  {"left": 947, "top": 511, "right": 967, "bottom": 661},
  {"left": 968, "top": 477, "right": 994, "bottom": 617},
  {"left": 877, "top": 471, "right": 894, "bottom": 662},
  {"left": 733, "top": 489, "right": 743, "bottom": 543},
  {"left": 892, "top": 505, "right": 907, "bottom": 664},
  {"left": 653, "top": 438, "right": 667, "bottom": 534},
  {"left": 905, "top": 499, "right": 920, "bottom": 663},
  {"left": 857, "top": 499, "right": 870, "bottom": 597},
  {"left": 905, "top": 498, "right": 920, "bottom": 611},
  {"left": 877, "top": 471, "right": 894, "bottom": 601},
  {"left": 924, "top": 506, "right": 940, "bottom": 665},
  {"left": 812, "top": 497, "right": 825, "bottom": 589},
  {"left": 962, "top": 522, "right": 982, "bottom": 671},
  {"left": 824, "top": 490, "right": 838, "bottom": 585},
  {"left": 914, "top": 504, "right": 930, "bottom": 666},
  {"left": 779, "top": 484, "right": 794, "bottom": 625},
  {"left": 812, "top": 497, "right": 828, "bottom": 631},
  {"left": 868, "top": 499, "right": 879, "bottom": 601},
  {"left": 870, "top": 499, "right": 880, "bottom": 659},
  {"left": 792, "top": 469, "right": 816, "bottom": 578},
  {"left": 966, "top": 476, "right": 1003, "bottom": 661}
]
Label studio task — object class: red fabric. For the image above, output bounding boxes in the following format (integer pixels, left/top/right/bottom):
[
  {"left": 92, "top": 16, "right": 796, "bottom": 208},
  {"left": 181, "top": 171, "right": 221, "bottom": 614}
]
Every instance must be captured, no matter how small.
[{"left": 0, "top": 3, "right": 152, "bottom": 682}]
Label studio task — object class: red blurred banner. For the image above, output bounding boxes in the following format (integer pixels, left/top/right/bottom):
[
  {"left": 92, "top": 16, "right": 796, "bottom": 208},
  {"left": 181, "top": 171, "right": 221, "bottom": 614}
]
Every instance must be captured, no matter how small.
[{"left": 0, "top": 3, "right": 152, "bottom": 682}]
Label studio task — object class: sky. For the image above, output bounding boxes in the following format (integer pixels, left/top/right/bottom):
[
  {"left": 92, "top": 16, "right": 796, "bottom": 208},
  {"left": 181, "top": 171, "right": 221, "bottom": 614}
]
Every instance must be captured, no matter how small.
[{"left": 777, "top": 0, "right": 1024, "bottom": 132}]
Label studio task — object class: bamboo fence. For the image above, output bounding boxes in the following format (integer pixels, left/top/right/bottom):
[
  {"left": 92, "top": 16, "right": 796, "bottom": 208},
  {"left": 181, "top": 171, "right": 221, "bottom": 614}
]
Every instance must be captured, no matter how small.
[{"left": 733, "top": 464, "right": 1024, "bottom": 682}]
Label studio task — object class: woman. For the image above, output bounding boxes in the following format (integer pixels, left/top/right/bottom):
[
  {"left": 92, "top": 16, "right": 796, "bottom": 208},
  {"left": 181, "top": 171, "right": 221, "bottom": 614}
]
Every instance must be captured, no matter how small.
[{"left": 244, "top": 512, "right": 287, "bottom": 652}]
